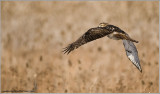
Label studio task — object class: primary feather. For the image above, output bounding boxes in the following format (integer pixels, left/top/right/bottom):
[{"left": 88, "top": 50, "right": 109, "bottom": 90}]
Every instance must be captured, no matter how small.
[
  {"left": 63, "top": 27, "right": 112, "bottom": 54},
  {"left": 63, "top": 23, "right": 141, "bottom": 72},
  {"left": 123, "top": 40, "right": 142, "bottom": 72}
]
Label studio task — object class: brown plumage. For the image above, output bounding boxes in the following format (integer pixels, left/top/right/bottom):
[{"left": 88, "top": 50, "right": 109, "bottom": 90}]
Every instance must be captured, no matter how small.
[
  {"left": 63, "top": 23, "right": 138, "bottom": 54},
  {"left": 63, "top": 27, "right": 112, "bottom": 54},
  {"left": 63, "top": 23, "right": 142, "bottom": 72}
]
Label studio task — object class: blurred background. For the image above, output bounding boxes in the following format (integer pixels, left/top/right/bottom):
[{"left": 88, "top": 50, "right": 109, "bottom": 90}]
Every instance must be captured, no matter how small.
[{"left": 1, "top": 1, "right": 159, "bottom": 93}]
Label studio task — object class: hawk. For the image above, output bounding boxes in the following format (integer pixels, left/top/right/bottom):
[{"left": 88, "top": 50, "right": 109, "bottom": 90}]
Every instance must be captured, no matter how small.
[{"left": 63, "top": 23, "right": 142, "bottom": 72}]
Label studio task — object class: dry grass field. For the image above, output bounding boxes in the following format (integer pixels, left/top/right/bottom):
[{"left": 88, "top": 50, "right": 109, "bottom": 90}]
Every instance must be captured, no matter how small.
[{"left": 1, "top": 1, "right": 159, "bottom": 93}]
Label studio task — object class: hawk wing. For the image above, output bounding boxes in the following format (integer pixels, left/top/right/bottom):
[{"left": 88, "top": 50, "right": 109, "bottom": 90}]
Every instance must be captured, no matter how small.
[
  {"left": 63, "top": 27, "right": 112, "bottom": 54},
  {"left": 123, "top": 40, "right": 142, "bottom": 72}
]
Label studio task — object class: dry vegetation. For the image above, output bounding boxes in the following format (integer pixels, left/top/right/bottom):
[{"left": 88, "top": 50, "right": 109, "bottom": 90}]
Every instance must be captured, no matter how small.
[{"left": 1, "top": 1, "right": 159, "bottom": 93}]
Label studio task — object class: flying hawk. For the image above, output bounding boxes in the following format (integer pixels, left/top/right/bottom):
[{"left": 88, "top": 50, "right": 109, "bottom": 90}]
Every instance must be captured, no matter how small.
[{"left": 63, "top": 23, "right": 142, "bottom": 72}]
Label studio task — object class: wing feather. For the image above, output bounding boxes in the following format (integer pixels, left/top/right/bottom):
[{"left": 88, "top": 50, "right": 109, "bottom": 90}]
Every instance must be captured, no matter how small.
[
  {"left": 63, "top": 27, "right": 112, "bottom": 54},
  {"left": 123, "top": 40, "right": 142, "bottom": 72}
]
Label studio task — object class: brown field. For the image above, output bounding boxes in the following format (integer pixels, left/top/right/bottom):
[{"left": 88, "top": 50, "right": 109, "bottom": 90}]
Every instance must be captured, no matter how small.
[{"left": 1, "top": 1, "right": 159, "bottom": 93}]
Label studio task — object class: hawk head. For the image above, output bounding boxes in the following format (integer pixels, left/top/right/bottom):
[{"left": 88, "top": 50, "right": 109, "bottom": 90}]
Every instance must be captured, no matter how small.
[{"left": 98, "top": 22, "right": 109, "bottom": 27}]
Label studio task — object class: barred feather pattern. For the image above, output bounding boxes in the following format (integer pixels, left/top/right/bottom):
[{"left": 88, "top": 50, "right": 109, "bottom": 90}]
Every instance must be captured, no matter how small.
[
  {"left": 63, "top": 23, "right": 141, "bottom": 72},
  {"left": 63, "top": 27, "right": 112, "bottom": 54}
]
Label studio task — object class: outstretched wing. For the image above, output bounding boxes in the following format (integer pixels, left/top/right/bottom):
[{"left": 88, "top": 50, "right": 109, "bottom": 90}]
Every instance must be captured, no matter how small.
[
  {"left": 63, "top": 27, "right": 112, "bottom": 54},
  {"left": 123, "top": 40, "right": 142, "bottom": 72}
]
